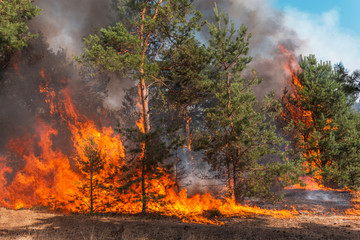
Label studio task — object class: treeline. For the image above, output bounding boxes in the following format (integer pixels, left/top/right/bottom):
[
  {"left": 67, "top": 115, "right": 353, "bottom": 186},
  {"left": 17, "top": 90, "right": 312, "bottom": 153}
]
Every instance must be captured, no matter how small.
[{"left": 2, "top": 0, "right": 360, "bottom": 215}]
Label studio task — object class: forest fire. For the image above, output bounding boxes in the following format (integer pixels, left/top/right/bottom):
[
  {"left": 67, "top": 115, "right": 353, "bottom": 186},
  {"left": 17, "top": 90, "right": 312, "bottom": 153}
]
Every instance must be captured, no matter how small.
[
  {"left": 1, "top": 41, "right": 358, "bottom": 228},
  {"left": 0, "top": 67, "right": 126, "bottom": 213},
  {"left": 0, "top": 65, "right": 301, "bottom": 225},
  {"left": 3, "top": 1, "right": 360, "bottom": 239},
  {"left": 285, "top": 176, "right": 348, "bottom": 192},
  {"left": 279, "top": 45, "right": 331, "bottom": 187},
  {"left": 279, "top": 45, "right": 312, "bottom": 129},
  {"left": 345, "top": 192, "right": 360, "bottom": 216},
  {"left": 0, "top": 43, "right": 358, "bottom": 228}
]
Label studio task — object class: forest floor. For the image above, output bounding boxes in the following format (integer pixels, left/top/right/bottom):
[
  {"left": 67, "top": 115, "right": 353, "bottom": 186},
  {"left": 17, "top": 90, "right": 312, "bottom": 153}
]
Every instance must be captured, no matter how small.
[{"left": 1, "top": 189, "right": 360, "bottom": 240}]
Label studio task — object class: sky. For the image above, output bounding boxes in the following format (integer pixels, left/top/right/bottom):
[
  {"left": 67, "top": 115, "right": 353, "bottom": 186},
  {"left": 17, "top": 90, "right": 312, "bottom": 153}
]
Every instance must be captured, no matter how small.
[{"left": 273, "top": 0, "right": 360, "bottom": 71}]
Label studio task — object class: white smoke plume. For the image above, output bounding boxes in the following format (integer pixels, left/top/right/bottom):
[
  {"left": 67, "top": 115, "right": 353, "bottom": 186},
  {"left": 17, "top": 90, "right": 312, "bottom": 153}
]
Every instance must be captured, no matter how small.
[{"left": 282, "top": 7, "right": 360, "bottom": 72}]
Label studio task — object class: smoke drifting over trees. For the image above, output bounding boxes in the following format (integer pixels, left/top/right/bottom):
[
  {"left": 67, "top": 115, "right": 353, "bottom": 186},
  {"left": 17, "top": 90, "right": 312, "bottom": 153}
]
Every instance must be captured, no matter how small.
[
  {"left": 8, "top": 0, "right": 309, "bottom": 116},
  {"left": 26, "top": 0, "right": 306, "bottom": 101},
  {"left": 195, "top": 0, "right": 304, "bottom": 97}
]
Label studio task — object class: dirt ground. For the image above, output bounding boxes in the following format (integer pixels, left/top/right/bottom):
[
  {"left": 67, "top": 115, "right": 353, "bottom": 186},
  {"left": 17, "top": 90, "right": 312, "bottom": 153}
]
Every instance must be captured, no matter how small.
[
  {"left": 0, "top": 207, "right": 360, "bottom": 240},
  {"left": 1, "top": 189, "right": 359, "bottom": 240}
]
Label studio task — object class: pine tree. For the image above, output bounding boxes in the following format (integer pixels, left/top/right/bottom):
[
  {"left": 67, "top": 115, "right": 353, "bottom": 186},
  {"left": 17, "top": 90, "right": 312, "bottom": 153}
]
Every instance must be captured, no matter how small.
[
  {"left": 76, "top": 0, "right": 203, "bottom": 214},
  {"left": 0, "top": 0, "right": 41, "bottom": 68},
  {"left": 76, "top": 136, "right": 105, "bottom": 214},
  {"left": 118, "top": 126, "right": 172, "bottom": 209},
  {"left": 281, "top": 55, "right": 357, "bottom": 186},
  {"left": 322, "top": 111, "right": 360, "bottom": 189},
  {"left": 196, "top": 5, "right": 298, "bottom": 203},
  {"left": 334, "top": 63, "right": 360, "bottom": 101}
]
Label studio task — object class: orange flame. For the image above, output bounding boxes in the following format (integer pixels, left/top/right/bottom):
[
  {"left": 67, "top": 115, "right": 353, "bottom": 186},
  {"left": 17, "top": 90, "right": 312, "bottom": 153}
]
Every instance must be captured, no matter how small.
[
  {"left": 285, "top": 176, "right": 340, "bottom": 191},
  {"left": 0, "top": 68, "right": 126, "bottom": 212},
  {"left": 279, "top": 45, "right": 345, "bottom": 193},
  {"left": 345, "top": 192, "right": 360, "bottom": 216}
]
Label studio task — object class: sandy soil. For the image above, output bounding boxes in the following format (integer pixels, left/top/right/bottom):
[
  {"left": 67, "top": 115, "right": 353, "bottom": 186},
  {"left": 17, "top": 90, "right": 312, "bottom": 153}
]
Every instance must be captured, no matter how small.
[{"left": 0, "top": 207, "right": 360, "bottom": 240}]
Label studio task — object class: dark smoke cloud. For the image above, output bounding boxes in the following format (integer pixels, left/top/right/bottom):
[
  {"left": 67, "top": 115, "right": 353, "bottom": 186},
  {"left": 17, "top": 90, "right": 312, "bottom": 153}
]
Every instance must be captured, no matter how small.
[
  {"left": 27, "top": 0, "right": 302, "bottom": 110},
  {"left": 0, "top": 0, "right": 305, "bottom": 146},
  {"left": 28, "top": 0, "right": 134, "bottom": 112},
  {"left": 195, "top": 0, "right": 305, "bottom": 97},
  {"left": 30, "top": 0, "right": 116, "bottom": 57}
]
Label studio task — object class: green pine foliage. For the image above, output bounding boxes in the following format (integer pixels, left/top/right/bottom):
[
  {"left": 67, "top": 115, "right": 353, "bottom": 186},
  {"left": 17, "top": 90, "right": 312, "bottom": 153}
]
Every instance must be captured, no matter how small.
[
  {"left": 0, "top": 0, "right": 41, "bottom": 68},
  {"left": 155, "top": 37, "right": 209, "bottom": 187},
  {"left": 334, "top": 63, "right": 360, "bottom": 102},
  {"left": 322, "top": 111, "right": 360, "bottom": 190}
]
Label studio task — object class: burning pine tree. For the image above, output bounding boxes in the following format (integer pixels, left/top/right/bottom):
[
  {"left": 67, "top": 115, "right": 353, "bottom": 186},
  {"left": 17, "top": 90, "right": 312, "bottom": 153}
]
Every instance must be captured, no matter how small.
[{"left": 281, "top": 52, "right": 360, "bottom": 189}]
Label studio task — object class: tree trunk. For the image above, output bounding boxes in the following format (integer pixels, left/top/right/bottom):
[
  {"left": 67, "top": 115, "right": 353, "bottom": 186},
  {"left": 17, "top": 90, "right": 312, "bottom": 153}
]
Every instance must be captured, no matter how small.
[
  {"left": 90, "top": 171, "right": 93, "bottom": 214},
  {"left": 139, "top": 5, "right": 149, "bottom": 213},
  {"left": 139, "top": 78, "right": 150, "bottom": 133},
  {"left": 226, "top": 159, "right": 232, "bottom": 198},
  {"left": 174, "top": 152, "right": 180, "bottom": 194},
  {"left": 226, "top": 72, "right": 239, "bottom": 202},
  {"left": 139, "top": 77, "right": 149, "bottom": 215},
  {"left": 226, "top": 73, "right": 236, "bottom": 135},
  {"left": 232, "top": 162, "right": 242, "bottom": 203},
  {"left": 137, "top": 0, "right": 163, "bottom": 215},
  {"left": 141, "top": 159, "right": 147, "bottom": 215},
  {"left": 184, "top": 113, "right": 194, "bottom": 172}
]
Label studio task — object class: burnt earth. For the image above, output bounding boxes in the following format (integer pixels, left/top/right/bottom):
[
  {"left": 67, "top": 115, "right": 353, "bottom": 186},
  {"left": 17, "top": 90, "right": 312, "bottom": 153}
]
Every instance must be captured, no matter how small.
[{"left": 0, "top": 206, "right": 360, "bottom": 240}]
